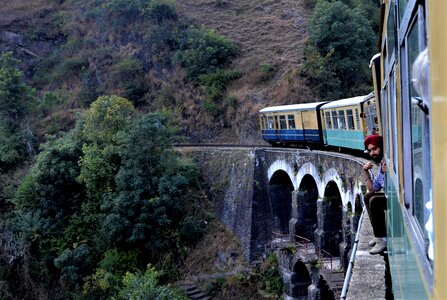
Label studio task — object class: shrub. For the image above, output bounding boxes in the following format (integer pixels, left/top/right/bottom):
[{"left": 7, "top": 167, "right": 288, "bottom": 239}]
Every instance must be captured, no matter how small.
[
  {"left": 52, "top": 57, "right": 89, "bottom": 81},
  {"left": 199, "top": 69, "right": 242, "bottom": 100},
  {"left": 39, "top": 92, "right": 65, "bottom": 116},
  {"left": 82, "top": 248, "right": 139, "bottom": 297},
  {"left": 202, "top": 101, "right": 220, "bottom": 117},
  {"left": 144, "top": 0, "right": 178, "bottom": 24},
  {"left": 111, "top": 58, "right": 147, "bottom": 106},
  {"left": 116, "top": 265, "right": 187, "bottom": 300},
  {"left": 258, "top": 63, "right": 276, "bottom": 82},
  {"left": 175, "top": 26, "right": 239, "bottom": 81}
]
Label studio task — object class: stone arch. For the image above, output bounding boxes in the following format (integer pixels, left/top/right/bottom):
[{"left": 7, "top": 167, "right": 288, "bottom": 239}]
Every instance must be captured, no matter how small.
[
  {"left": 269, "top": 169, "right": 294, "bottom": 233},
  {"left": 289, "top": 260, "right": 312, "bottom": 298},
  {"left": 322, "top": 168, "right": 345, "bottom": 206},
  {"left": 296, "top": 162, "right": 323, "bottom": 197},
  {"left": 321, "top": 180, "right": 343, "bottom": 256},
  {"left": 267, "top": 160, "right": 298, "bottom": 190},
  {"left": 294, "top": 174, "right": 319, "bottom": 241}
]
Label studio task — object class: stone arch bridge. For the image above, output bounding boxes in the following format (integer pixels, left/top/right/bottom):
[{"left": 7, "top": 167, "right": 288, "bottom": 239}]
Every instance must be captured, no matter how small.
[{"left": 181, "top": 146, "right": 370, "bottom": 264}]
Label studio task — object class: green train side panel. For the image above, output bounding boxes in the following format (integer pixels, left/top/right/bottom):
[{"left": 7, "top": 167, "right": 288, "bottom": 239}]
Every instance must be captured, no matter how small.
[
  {"left": 323, "top": 129, "right": 365, "bottom": 150},
  {"left": 386, "top": 181, "right": 428, "bottom": 300}
]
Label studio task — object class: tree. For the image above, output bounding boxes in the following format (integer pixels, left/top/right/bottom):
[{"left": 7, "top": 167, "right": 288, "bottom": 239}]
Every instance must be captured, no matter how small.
[
  {"left": 100, "top": 113, "right": 204, "bottom": 256},
  {"left": 301, "top": 0, "right": 376, "bottom": 99},
  {"left": 78, "top": 95, "right": 135, "bottom": 200},
  {"left": 0, "top": 52, "right": 36, "bottom": 168}
]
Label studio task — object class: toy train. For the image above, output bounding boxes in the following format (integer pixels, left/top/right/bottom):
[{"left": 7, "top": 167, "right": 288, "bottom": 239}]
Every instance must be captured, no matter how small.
[{"left": 259, "top": 92, "right": 378, "bottom": 150}]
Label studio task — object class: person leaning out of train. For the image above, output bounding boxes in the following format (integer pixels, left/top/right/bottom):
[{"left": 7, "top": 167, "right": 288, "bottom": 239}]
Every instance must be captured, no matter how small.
[{"left": 362, "top": 134, "right": 388, "bottom": 255}]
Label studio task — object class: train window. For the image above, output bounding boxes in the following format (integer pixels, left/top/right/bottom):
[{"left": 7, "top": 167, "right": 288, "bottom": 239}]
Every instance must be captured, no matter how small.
[
  {"left": 407, "top": 19, "right": 431, "bottom": 239},
  {"left": 398, "top": 0, "right": 409, "bottom": 22},
  {"left": 346, "top": 109, "right": 355, "bottom": 130},
  {"left": 267, "top": 116, "right": 274, "bottom": 129},
  {"left": 355, "top": 109, "right": 360, "bottom": 130},
  {"left": 337, "top": 111, "right": 346, "bottom": 130},
  {"left": 389, "top": 67, "right": 398, "bottom": 174},
  {"left": 365, "top": 105, "right": 377, "bottom": 135},
  {"left": 325, "top": 112, "right": 332, "bottom": 129},
  {"left": 279, "top": 115, "right": 287, "bottom": 129},
  {"left": 381, "top": 86, "right": 390, "bottom": 160},
  {"left": 387, "top": 1, "right": 396, "bottom": 63},
  {"left": 287, "top": 115, "right": 295, "bottom": 129},
  {"left": 274, "top": 116, "right": 279, "bottom": 130},
  {"left": 332, "top": 111, "right": 338, "bottom": 129}
]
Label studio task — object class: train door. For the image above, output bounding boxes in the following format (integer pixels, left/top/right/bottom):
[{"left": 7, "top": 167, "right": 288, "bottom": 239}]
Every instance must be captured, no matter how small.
[
  {"left": 295, "top": 111, "right": 304, "bottom": 142},
  {"left": 274, "top": 115, "right": 279, "bottom": 141},
  {"left": 323, "top": 110, "right": 330, "bottom": 142}
]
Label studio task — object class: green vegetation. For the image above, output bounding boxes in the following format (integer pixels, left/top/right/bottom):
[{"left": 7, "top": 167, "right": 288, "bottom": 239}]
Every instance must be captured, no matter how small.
[
  {"left": 0, "top": 52, "right": 37, "bottom": 170},
  {"left": 176, "top": 26, "right": 239, "bottom": 82},
  {"left": 199, "top": 69, "right": 242, "bottom": 100},
  {"left": 117, "top": 265, "right": 187, "bottom": 300},
  {"left": 2, "top": 95, "right": 207, "bottom": 298},
  {"left": 204, "top": 253, "right": 284, "bottom": 299},
  {"left": 111, "top": 58, "right": 147, "bottom": 106},
  {"left": 301, "top": 0, "right": 377, "bottom": 100}
]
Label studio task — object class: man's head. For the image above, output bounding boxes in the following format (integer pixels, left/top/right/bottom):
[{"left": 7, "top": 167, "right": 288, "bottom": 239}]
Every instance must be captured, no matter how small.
[{"left": 364, "top": 134, "right": 383, "bottom": 163}]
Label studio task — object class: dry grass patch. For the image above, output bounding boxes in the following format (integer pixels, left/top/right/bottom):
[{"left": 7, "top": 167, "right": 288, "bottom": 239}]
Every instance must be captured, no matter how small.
[{"left": 179, "top": 220, "right": 249, "bottom": 279}]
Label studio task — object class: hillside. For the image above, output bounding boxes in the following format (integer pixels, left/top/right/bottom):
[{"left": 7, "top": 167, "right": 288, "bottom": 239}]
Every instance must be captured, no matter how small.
[
  {"left": 177, "top": 0, "right": 314, "bottom": 142},
  {"left": 0, "top": 0, "right": 313, "bottom": 144}
]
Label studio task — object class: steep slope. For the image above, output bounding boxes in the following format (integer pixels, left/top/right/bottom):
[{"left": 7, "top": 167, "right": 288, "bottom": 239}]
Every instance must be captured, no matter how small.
[{"left": 177, "top": 0, "right": 314, "bottom": 142}]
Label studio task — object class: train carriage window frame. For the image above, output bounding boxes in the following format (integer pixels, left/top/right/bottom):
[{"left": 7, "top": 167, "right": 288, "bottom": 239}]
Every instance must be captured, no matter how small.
[
  {"left": 346, "top": 109, "right": 355, "bottom": 130},
  {"left": 399, "top": 1, "right": 433, "bottom": 287},
  {"left": 389, "top": 66, "right": 398, "bottom": 176},
  {"left": 387, "top": 0, "right": 396, "bottom": 64},
  {"left": 267, "top": 116, "right": 274, "bottom": 129},
  {"left": 337, "top": 110, "right": 346, "bottom": 130},
  {"left": 325, "top": 112, "right": 332, "bottom": 129},
  {"left": 355, "top": 109, "right": 360, "bottom": 130},
  {"left": 279, "top": 115, "right": 287, "bottom": 129},
  {"left": 331, "top": 110, "right": 339, "bottom": 130},
  {"left": 398, "top": 0, "right": 409, "bottom": 23},
  {"left": 287, "top": 115, "right": 296, "bottom": 129}
]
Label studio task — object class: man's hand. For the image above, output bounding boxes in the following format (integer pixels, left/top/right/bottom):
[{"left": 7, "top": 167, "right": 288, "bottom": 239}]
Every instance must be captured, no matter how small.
[{"left": 363, "top": 161, "right": 374, "bottom": 171}]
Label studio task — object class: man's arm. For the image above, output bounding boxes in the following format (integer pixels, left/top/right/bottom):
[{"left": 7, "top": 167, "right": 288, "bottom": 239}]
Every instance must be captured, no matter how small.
[{"left": 363, "top": 161, "right": 374, "bottom": 191}]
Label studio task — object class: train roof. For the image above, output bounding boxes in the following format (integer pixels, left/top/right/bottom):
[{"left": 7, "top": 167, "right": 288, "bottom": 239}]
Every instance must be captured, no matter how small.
[
  {"left": 259, "top": 101, "right": 327, "bottom": 113},
  {"left": 320, "top": 93, "right": 374, "bottom": 109}
]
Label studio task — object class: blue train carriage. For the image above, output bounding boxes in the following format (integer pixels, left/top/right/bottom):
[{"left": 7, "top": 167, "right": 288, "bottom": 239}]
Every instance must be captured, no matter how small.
[
  {"left": 319, "top": 93, "right": 375, "bottom": 150},
  {"left": 372, "top": 0, "right": 447, "bottom": 298},
  {"left": 259, "top": 101, "right": 327, "bottom": 146}
]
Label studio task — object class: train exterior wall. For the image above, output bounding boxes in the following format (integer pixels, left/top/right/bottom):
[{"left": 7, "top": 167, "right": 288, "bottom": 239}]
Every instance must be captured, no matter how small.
[
  {"left": 323, "top": 129, "right": 364, "bottom": 150},
  {"left": 261, "top": 129, "right": 321, "bottom": 144}
]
